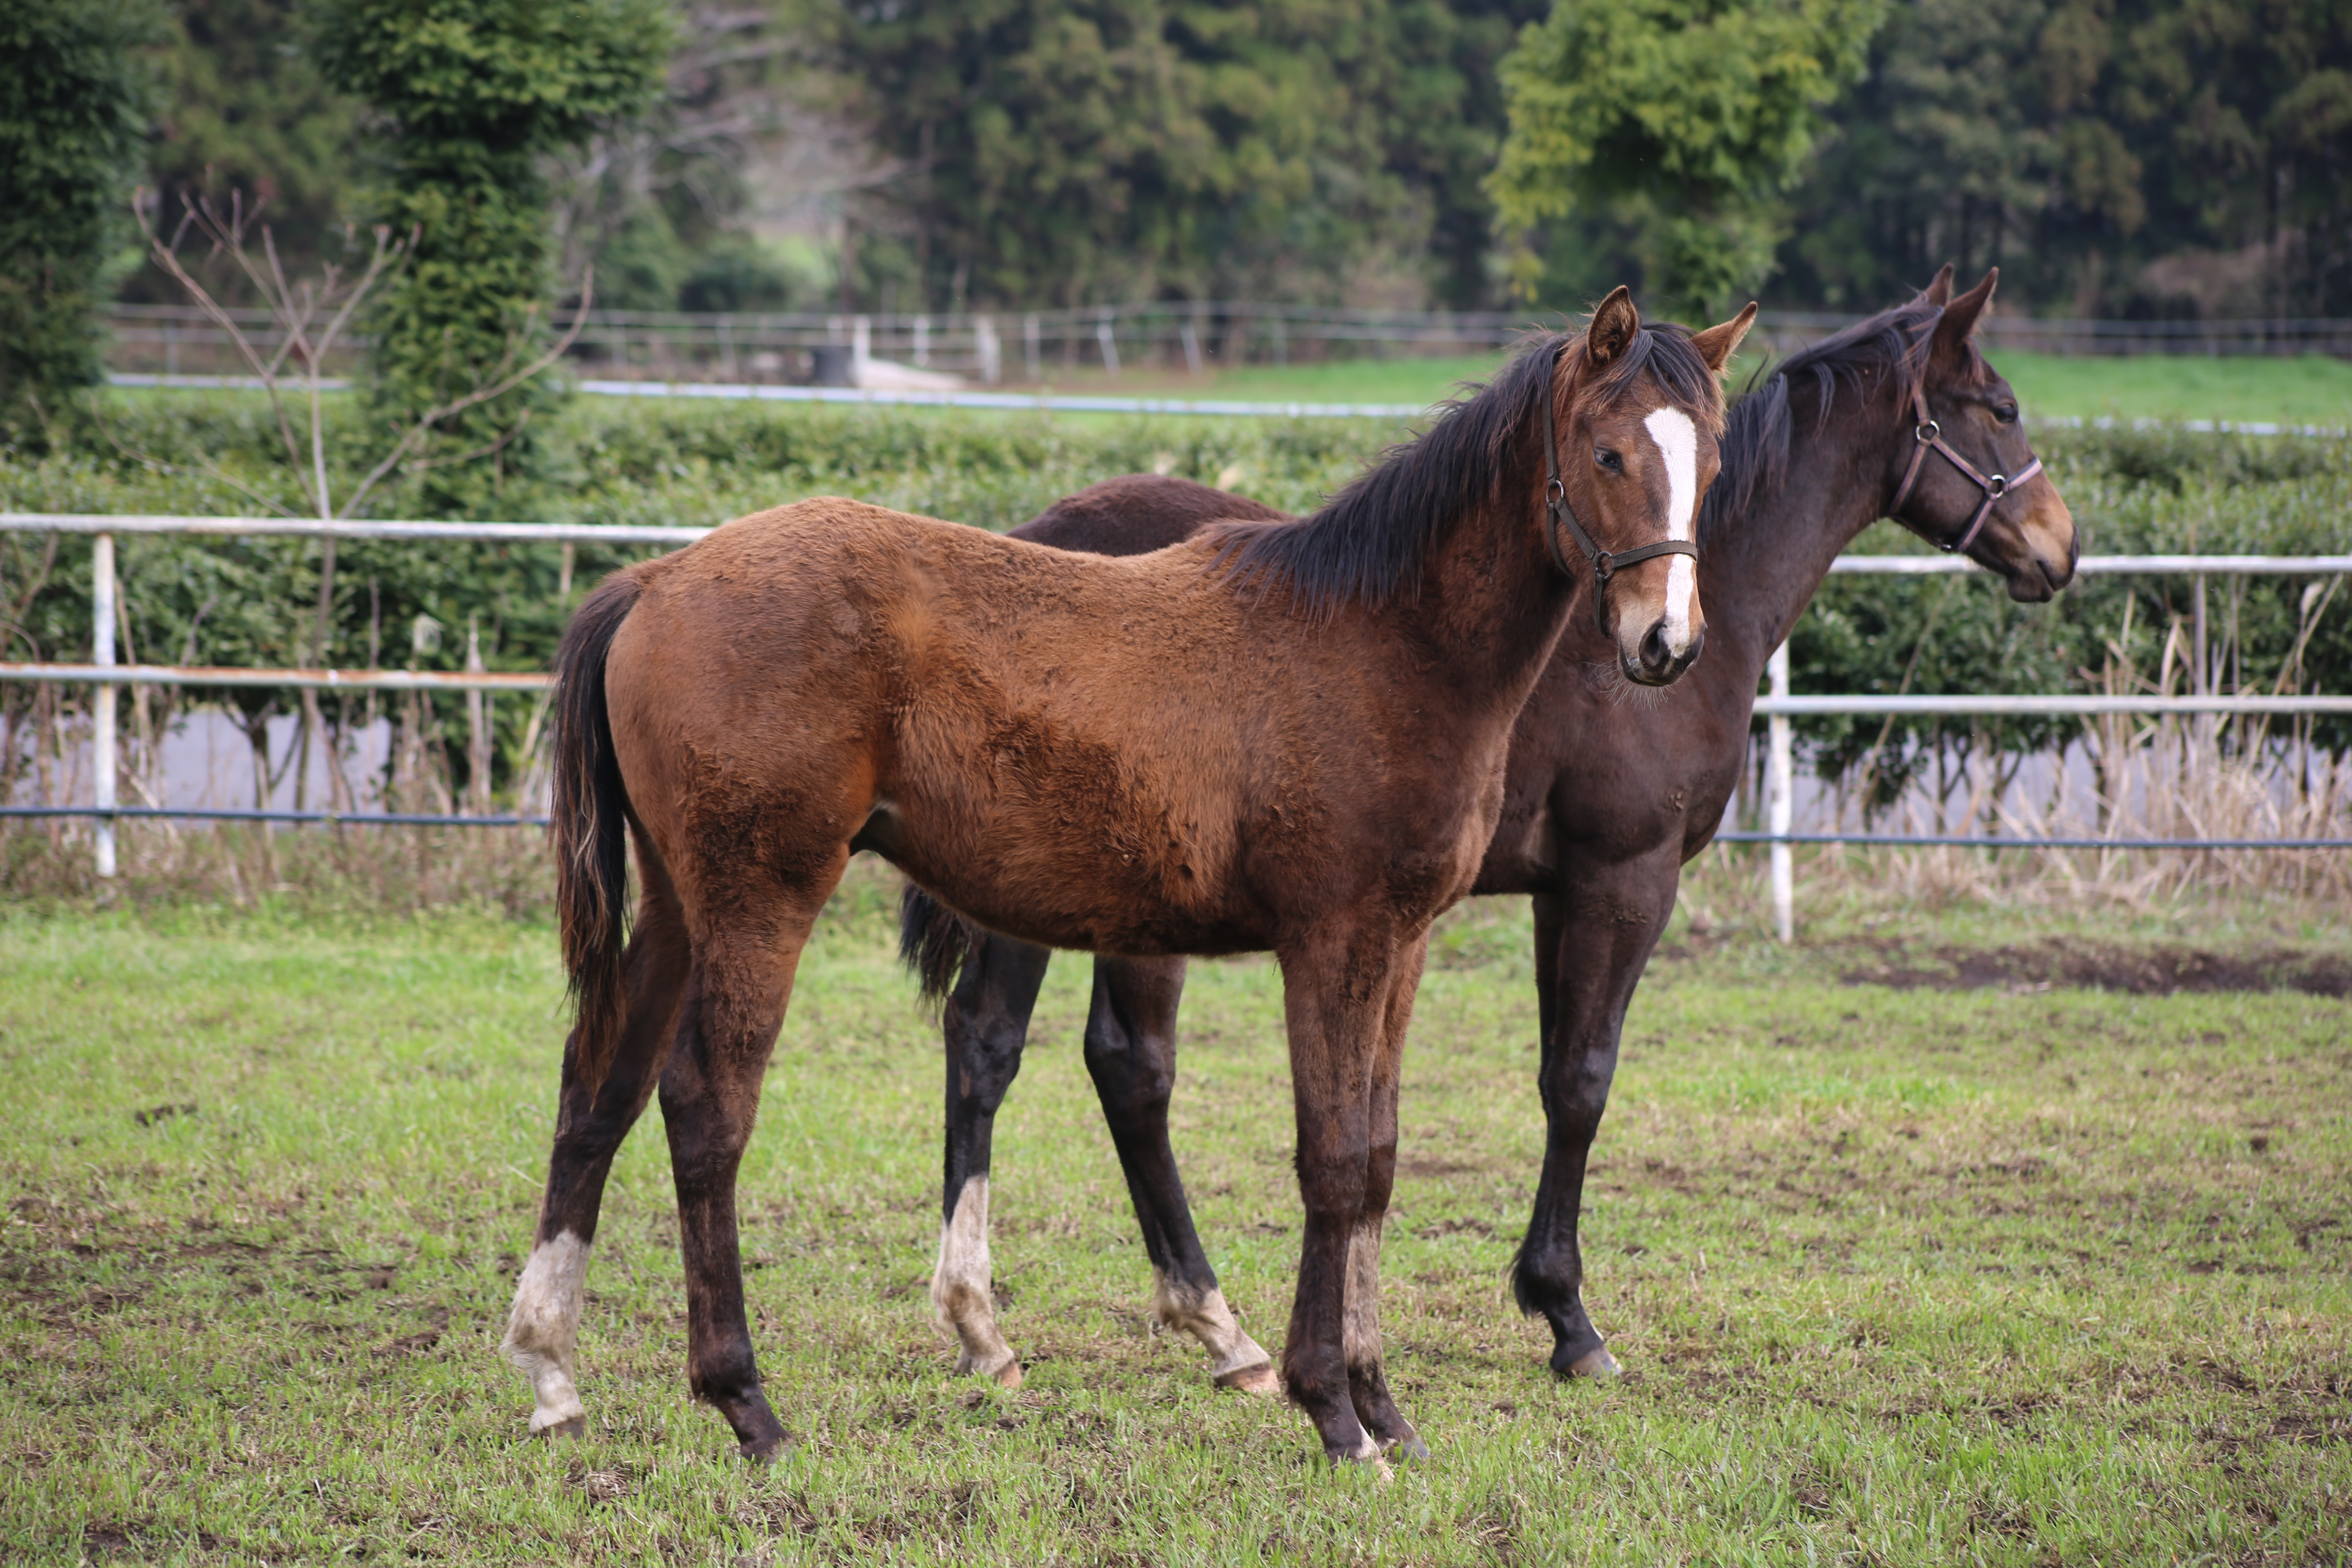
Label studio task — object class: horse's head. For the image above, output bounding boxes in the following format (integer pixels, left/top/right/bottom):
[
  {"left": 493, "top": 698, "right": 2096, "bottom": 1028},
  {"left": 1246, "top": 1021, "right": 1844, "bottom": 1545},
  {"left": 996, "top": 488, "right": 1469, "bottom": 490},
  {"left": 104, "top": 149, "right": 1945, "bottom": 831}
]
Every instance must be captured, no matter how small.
[
  {"left": 1551, "top": 287, "right": 1756, "bottom": 685},
  {"left": 1891, "top": 266, "right": 2078, "bottom": 601}
]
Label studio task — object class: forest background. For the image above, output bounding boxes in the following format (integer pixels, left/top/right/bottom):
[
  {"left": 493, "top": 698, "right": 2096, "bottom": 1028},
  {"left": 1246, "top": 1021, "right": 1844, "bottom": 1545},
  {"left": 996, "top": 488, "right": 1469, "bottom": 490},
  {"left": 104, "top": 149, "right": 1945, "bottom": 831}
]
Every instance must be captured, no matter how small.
[{"left": 117, "top": 0, "right": 2352, "bottom": 323}]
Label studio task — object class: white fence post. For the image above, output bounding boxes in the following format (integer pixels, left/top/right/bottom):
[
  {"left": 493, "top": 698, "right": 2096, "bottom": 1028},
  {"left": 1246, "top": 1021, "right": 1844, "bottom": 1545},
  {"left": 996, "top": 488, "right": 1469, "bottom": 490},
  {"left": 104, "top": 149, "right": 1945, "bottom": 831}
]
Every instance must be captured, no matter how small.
[
  {"left": 91, "top": 532, "right": 117, "bottom": 878},
  {"left": 1023, "top": 314, "right": 1041, "bottom": 381},
  {"left": 1768, "top": 637, "right": 1793, "bottom": 943},
  {"left": 1096, "top": 308, "right": 1120, "bottom": 376},
  {"left": 852, "top": 316, "right": 871, "bottom": 385},
  {"left": 975, "top": 314, "right": 1001, "bottom": 384}
]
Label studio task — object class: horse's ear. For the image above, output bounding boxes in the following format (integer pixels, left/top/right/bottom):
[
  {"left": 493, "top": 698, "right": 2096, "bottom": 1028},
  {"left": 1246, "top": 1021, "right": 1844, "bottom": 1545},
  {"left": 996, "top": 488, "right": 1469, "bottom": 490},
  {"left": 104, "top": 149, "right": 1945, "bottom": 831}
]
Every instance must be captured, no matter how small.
[
  {"left": 1936, "top": 267, "right": 1998, "bottom": 349},
  {"left": 1587, "top": 286, "right": 1639, "bottom": 366},
  {"left": 1689, "top": 302, "right": 1757, "bottom": 374},
  {"left": 1920, "top": 263, "right": 1956, "bottom": 307}
]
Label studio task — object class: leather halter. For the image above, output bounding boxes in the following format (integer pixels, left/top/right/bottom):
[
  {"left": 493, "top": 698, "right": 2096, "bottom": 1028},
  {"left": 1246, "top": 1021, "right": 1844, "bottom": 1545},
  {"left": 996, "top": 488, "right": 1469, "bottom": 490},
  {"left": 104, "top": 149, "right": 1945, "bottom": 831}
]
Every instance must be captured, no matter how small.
[
  {"left": 1539, "top": 344, "right": 1700, "bottom": 637},
  {"left": 1888, "top": 385, "right": 2044, "bottom": 555}
]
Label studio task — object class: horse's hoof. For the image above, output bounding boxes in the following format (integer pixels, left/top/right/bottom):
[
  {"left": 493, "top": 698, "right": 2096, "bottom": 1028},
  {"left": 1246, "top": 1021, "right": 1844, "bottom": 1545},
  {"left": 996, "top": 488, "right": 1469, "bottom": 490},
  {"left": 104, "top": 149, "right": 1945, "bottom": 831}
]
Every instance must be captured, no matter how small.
[
  {"left": 535, "top": 1414, "right": 586, "bottom": 1442},
  {"left": 1561, "top": 1345, "right": 1623, "bottom": 1381},
  {"left": 1214, "top": 1361, "right": 1281, "bottom": 1396},
  {"left": 1325, "top": 1434, "right": 1392, "bottom": 1477},
  {"left": 737, "top": 1434, "right": 788, "bottom": 1465},
  {"left": 991, "top": 1358, "right": 1025, "bottom": 1390},
  {"left": 1385, "top": 1433, "right": 1431, "bottom": 1461}
]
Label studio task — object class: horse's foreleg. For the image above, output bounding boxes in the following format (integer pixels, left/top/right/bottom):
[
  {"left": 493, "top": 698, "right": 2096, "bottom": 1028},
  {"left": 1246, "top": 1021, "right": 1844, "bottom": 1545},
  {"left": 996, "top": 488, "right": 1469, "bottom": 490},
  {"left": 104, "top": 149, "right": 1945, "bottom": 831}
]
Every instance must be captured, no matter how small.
[
  {"left": 932, "top": 933, "right": 1052, "bottom": 1387},
  {"left": 1083, "top": 956, "right": 1277, "bottom": 1394},
  {"left": 1343, "top": 935, "right": 1428, "bottom": 1459},
  {"left": 1513, "top": 851, "right": 1679, "bottom": 1380},
  {"left": 660, "top": 913, "right": 815, "bottom": 1461},
  {"left": 503, "top": 869, "right": 690, "bottom": 1439},
  {"left": 1278, "top": 933, "right": 1409, "bottom": 1465}
]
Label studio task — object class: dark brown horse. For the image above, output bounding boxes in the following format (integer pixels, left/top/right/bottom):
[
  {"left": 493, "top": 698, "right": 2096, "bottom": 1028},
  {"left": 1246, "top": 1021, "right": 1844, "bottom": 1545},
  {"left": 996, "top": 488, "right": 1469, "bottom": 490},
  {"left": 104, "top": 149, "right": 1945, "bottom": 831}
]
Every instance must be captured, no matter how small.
[
  {"left": 502, "top": 289, "right": 1758, "bottom": 1464},
  {"left": 900, "top": 267, "right": 2078, "bottom": 1392}
]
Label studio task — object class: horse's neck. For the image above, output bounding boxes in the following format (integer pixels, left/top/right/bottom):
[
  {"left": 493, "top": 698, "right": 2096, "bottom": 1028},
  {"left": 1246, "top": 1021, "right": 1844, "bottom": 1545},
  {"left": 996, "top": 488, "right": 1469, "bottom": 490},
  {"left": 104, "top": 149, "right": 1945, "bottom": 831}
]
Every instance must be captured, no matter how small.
[
  {"left": 1412, "top": 482, "right": 1579, "bottom": 708},
  {"left": 1708, "top": 400, "right": 1902, "bottom": 686}
]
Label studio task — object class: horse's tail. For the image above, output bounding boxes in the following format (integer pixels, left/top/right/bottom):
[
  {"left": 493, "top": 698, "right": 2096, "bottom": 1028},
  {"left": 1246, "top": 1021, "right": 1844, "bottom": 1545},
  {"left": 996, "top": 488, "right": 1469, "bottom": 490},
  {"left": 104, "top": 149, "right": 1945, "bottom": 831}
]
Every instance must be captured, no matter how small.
[
  {"left": 552, "top": 573, "right": 644, "bottom": 1096},
  {"left": 898, "top": 882, "right": 984, "bottom": 1007}
]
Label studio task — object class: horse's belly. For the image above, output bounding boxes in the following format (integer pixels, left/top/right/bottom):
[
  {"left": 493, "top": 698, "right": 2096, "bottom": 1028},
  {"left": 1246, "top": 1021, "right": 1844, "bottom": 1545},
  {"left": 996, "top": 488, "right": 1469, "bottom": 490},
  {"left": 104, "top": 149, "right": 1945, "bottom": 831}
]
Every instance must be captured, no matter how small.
[{"left": 867, "top": 781, "right": 1260, "bottom": 957}]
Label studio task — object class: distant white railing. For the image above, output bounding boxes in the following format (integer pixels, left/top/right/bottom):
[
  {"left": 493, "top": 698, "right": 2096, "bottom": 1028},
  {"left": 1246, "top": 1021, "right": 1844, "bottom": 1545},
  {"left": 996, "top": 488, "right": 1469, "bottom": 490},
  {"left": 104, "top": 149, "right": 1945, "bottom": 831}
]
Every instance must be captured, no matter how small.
[
  {"left": 0, "top": 514, "right": 2345, "bottom": 891},
  {"left": 106, "top": 302, "right": 2352, "bottom": 388}
]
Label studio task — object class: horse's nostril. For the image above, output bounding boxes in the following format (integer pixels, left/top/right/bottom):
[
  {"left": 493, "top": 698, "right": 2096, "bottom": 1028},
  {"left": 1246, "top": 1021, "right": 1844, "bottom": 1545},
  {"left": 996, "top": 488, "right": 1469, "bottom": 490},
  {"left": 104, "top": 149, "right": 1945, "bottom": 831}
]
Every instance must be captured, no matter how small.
[{"left": 1641, "top": 624, "right": 1672, "bottom": 670}]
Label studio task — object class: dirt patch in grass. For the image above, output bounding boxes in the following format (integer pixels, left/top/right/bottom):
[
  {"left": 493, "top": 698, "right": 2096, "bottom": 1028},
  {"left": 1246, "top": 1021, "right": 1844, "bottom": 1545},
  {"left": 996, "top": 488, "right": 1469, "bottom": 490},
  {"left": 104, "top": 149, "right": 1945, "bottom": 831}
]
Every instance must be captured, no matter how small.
[{"left": 1840, "top": 940, "right": 2352, "bottom": 997}]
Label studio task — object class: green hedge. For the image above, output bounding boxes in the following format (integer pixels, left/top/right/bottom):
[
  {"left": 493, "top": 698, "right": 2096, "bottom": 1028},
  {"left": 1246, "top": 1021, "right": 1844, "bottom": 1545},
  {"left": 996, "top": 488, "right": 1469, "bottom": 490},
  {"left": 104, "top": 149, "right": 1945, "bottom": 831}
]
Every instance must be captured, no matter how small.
[{"left": 2, "top": 393, "right": 2348, "bottom": 807}]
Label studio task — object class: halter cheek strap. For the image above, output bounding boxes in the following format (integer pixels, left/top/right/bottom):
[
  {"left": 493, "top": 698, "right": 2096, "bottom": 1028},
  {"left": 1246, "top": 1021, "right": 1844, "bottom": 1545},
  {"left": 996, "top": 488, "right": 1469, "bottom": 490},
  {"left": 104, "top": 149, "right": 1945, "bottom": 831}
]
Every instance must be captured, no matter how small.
[
  {"left": 1539, "top": 345, "right": 1700, "bottom": 637},
  {"left": 1887, "top": 386, "right": 2044, "bottom": 555}
]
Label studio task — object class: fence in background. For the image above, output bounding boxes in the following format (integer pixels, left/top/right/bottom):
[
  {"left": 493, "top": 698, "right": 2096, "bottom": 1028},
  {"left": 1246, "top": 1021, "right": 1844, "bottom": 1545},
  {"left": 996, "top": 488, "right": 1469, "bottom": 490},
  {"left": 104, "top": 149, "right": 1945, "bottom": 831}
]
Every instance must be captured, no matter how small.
[
  {"left": 2, "top": 514, "right": 2346, "bottom": 940},
  {"left": 105, "top": 302, "right": 2352, "bottom": 389}
]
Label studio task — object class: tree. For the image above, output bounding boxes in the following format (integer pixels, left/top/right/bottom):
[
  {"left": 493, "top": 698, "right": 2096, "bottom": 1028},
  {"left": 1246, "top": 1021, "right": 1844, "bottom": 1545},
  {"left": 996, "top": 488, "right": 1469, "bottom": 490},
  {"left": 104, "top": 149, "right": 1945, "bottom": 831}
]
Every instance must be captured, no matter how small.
[
  {"left": 125, "top": 0, "right": 362, "bottom": 306},
  {"left": 0, "top": 0, "right": 163, "bottom": 445},
  {"left": 1488, "top": 0, "right": 1884, "bottom": 321},
  {"left": 1771, "top": 0, "right": 2352, "bottom": 316},
  {"left": 826, "top": 0, "right": 1542, "bottom": 311},
  {"left": 310, "top": 0, "right": 670, "bottom": 512}
]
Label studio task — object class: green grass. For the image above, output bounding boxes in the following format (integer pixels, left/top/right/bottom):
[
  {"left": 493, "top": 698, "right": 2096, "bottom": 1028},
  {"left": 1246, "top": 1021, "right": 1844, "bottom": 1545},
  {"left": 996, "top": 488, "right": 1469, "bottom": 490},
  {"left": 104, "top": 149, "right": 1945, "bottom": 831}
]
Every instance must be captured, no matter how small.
[
  {"left": 1995, "top": 352, "right": 2352, "bottom": 428},
  {"left": 1072, "top": 347, "right": 2352, "bottom": 427},
  {"left": 2, "top": 872, "right": 2347, "bottom": 1564}
]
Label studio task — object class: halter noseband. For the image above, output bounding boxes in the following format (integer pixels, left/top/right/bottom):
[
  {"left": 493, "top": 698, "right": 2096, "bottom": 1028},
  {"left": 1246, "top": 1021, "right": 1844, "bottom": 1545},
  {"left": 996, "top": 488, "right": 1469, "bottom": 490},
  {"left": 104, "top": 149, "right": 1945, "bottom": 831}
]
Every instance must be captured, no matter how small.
[
  {"left": 1539, "top": 344, "right": 1700, "bottom": 637},
  {"left": 1887, "top": 385, "right": 2044, "bottom": 555}
]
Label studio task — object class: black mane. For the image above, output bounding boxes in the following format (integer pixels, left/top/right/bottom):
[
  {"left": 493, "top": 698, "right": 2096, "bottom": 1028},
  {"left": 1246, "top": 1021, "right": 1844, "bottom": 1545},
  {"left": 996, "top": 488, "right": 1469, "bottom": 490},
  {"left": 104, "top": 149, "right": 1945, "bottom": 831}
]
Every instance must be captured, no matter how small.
[
  {"left": 1208, "top": 324, "right": 1722, "bottom": 619},
  {"left": 1698, "top": 296, "right": 1991, "bottom": 543}
]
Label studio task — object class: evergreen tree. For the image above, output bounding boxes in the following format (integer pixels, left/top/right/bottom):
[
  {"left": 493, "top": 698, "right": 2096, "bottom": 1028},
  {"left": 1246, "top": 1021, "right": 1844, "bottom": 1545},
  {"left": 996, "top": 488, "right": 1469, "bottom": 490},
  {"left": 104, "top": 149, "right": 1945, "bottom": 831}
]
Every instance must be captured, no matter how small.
[
  {"left": 1774, "top": 0, "right": 2352, "bottom": 316},
  {"left": 1488, "top": 0, "right": 1885, "bottom": 322},
  {"left": 0, "top": 0, "right": 164, "bottom": 445},
  {"left": 311, "top": 0, "right": 670, "bottom": 510},
  {"left": 828, "top": 0, "right": 1542, "bottom": 310},
  {"left": 129, "top": 0, "right": 361, "bottom": 305}
]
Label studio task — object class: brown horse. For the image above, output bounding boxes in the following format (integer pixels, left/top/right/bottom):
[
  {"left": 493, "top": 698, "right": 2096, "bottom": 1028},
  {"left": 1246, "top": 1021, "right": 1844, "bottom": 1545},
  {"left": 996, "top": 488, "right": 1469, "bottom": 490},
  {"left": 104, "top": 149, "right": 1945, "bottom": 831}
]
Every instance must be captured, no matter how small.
[
  {"left": 900, "top": 267, "right": 2079, "bottom": 1392},
  {"left": 502, "top": 288, "right": 1758, "bottom": 1463}
]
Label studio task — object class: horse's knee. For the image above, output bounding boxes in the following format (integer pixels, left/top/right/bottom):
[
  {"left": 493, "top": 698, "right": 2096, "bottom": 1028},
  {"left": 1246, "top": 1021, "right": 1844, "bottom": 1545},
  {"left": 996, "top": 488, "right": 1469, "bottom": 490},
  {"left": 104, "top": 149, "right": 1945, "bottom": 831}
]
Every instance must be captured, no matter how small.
[
  {"left": 945, "top": 1003, "right": 1027, "bottom": 1112},
  {"left": 1082, "top": 1022, "right": 1175, "bottom": 1114}
]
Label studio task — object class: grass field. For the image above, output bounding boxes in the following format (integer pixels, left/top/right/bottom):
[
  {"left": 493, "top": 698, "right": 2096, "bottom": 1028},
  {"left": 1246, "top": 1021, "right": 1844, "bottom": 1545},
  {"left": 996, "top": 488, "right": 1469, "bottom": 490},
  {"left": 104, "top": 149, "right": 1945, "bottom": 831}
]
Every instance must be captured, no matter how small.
[
  {"left": 1, "top": 869, "right": 2346, "bottom": 1565},
  {"left": 1074, "top": 349, "right": 2352, "bottom": 428}
]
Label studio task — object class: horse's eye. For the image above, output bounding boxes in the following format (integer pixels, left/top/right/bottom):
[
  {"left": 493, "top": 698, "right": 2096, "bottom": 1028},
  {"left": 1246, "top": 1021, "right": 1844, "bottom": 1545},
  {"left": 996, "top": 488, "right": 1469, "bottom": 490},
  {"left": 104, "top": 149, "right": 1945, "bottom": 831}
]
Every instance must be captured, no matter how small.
[
  {"left": 1594, "top": 448, "right": 1623, "bottom": 473},
  {"left": 1995, "top": 403, "right": 2019, "bottom": 425}
]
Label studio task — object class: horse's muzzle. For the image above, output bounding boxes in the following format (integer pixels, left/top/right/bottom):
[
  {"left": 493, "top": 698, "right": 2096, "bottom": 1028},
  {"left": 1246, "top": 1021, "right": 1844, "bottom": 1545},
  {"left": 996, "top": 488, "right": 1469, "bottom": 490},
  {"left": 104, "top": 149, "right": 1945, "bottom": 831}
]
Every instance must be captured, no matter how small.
[{"left": 1627, "top": 619, "right": 1703, "bottom": 686}]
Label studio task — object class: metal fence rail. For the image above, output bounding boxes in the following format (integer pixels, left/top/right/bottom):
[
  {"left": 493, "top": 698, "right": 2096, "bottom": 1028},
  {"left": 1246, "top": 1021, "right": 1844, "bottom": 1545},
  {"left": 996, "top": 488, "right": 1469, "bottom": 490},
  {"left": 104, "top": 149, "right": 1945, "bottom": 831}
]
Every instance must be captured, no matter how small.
[{"left": 1, "top": 514, "right": 2344, "bottom": 897}]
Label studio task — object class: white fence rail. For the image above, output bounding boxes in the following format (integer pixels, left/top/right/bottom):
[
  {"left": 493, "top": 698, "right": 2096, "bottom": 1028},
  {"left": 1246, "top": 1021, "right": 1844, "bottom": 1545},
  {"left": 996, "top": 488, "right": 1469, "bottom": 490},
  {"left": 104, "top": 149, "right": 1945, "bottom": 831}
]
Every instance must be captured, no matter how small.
[
  {"left": 105, "top": 303, "right": 2352, "bottom": 388},
  {"left": 1, "top": 515, "right": 2344, "bottom": 909}
]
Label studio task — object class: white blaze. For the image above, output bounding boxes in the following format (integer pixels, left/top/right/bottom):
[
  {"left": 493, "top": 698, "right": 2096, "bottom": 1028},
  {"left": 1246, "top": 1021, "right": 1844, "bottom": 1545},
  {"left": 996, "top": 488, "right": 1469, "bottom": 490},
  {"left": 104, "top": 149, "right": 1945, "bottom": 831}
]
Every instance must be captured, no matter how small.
[{"left": 1643, "top": 406, "right": 1700, "bottom": 653}]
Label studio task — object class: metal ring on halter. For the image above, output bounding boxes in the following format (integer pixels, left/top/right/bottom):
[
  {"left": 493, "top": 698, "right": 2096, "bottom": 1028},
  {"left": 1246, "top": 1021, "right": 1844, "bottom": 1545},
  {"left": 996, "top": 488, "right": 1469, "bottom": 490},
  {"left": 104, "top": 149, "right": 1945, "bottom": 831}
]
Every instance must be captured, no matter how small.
[
  {"left": 1915, "top": 420, "right": 1940, "bottom": 442},
  {"left": 1985, "top": 474, "right": 2009, "bottom": 497}
]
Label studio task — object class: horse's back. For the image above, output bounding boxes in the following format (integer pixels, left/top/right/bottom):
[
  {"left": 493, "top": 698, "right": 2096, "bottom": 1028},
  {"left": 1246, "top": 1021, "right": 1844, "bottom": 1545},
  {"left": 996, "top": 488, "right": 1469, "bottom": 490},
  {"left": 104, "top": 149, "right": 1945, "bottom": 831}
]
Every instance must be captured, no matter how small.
[
  {"left": 597, "top": 497, "right": 1285, "bottom": 947},
  {"left": 1014, "top": 474, "right": 1289, "bottom": 557}
]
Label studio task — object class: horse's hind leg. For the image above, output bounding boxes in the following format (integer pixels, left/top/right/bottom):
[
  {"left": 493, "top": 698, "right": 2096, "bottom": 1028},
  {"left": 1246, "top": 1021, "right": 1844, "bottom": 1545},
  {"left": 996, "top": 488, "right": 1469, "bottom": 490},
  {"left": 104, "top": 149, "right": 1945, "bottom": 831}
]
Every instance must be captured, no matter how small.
[
  {"left": 504, "top": 851, "right": 690, "bottom": 1438},
  {"left": 932, "top": 932, "right": 1053, "bottom": 1387},
  {"left": 659, "top": 866, "right": 838, "bottom": 1460},
  {"left": 1083, "top": 956, "right": 1277, "bottom": 1393}
]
